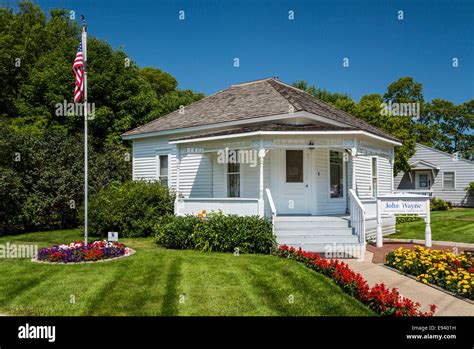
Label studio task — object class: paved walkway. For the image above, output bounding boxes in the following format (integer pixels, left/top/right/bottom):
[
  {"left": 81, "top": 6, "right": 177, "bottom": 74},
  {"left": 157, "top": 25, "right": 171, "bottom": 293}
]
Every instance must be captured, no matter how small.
[{"left": 345, "top": 252, "right": 474, "bottom": 316}]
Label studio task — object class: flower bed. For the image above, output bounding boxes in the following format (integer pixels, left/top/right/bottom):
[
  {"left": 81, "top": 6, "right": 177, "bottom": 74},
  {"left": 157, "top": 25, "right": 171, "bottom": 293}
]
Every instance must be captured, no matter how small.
[
  {"left": 274, "top": 245, "right": 436, "bottom": 316},
  {"left": 36, "top": 240, "right": 130, "bottom": 263},
  {"left": 386, "top": 246, "right": 473, "bottom": 300}
]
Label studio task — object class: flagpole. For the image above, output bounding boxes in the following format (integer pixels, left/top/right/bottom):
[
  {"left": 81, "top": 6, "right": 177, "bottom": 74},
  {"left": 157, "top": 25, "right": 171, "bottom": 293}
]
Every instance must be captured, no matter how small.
[{"left": 82, "top": 16, "right": 88, "bottom": 244}]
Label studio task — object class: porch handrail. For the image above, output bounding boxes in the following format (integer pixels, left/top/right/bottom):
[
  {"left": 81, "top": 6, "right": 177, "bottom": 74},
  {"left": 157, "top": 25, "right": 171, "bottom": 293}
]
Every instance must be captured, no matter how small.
[
  {"left": 265, "top": 188, "right": 276, "bottom": 233},
  {"left": 394, "top": 190, "right": 432, "bottom": 196},
  {"left": 349, "top": 189, "right": 366, "bottom": 244}
]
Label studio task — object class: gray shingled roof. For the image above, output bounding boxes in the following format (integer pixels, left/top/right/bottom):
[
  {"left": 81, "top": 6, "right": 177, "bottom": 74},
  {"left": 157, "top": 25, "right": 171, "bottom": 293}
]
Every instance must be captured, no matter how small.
[
  {"left": 122, "top": 78, "right": 399, "bottom": 142},
  {"left": 171, "top": 123, "right": 357, "bottom": 142}
]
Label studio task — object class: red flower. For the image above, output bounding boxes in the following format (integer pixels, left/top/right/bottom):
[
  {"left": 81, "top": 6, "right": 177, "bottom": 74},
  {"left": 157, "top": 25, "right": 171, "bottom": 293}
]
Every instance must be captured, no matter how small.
[{"left": 274, "top": 245, "right": 436, "bottom": 317}]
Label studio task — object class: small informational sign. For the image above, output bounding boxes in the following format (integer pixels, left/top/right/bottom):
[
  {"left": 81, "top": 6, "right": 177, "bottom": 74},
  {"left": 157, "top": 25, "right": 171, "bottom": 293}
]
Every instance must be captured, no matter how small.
[
  {"left": 108, "top": 232, "right": 118, "bottom": 242},
  {"left": 380, "top": 199, "right": 428, "bottom": 215},
  {"left": 376, "top": 193, "right": 432, "bottom": 248}
]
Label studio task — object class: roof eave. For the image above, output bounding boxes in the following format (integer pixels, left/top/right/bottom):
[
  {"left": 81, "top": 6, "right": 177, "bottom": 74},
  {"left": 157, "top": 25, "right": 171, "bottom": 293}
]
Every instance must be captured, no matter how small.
[{"left": 170, "top": 130, "right": 402, "bottom": 146}]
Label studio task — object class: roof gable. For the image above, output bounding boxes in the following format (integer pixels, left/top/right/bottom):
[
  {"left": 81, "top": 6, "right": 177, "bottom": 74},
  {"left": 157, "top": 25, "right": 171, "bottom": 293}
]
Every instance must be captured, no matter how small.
[
  {"left": 409, "top": 159, "right": 440, "bottom": 170},
  {"left": 122, "top": 78, "right": 399, "bottom": 142},
  {"left": 415, "top": 143, "right": 474, "bottom": 165}
]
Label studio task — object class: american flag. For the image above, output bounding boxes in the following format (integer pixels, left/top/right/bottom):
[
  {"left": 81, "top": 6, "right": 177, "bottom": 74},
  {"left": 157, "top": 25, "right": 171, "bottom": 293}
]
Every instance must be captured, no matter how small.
[{"left": 72, "top": 41, "right": 84, "bottom": 103}]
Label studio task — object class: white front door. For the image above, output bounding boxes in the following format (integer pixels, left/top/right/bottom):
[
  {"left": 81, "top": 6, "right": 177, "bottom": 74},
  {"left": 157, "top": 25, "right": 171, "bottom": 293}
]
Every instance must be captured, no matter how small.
[
  {"left": 416, "top": 171, "right": 431, "bottom": 190},
  {"left": 276, "top": 149, "right": 311, "bottom": 215}
]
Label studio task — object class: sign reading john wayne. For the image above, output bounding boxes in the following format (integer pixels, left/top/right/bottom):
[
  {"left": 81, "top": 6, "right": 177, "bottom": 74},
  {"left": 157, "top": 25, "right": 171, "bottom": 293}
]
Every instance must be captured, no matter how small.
[
  {"left": 380, "top": 200, "right": 428, "bottom": 215},
  {"left": 376, "top": 193, "right": 432, "bottom": 248}
]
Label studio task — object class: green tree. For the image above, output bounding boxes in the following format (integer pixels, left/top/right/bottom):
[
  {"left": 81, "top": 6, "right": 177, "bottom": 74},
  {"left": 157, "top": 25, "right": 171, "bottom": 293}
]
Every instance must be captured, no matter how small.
[
  {"left": 0, "top": 1, "right": 205, "bottom": 233},
  {"left": 428, "top": 99, "right": 473, "bottom": 157},
  {"left": 140, "top": 66, "right": 178, "bottom": 97},
  {"left": 1, "top": 2, "right": 204, "bottom": 144},
  {"left": 0, "top": 125, "right": 132, "bottom": 234},
  {"left": 292, "top": 80, "right": 354, "bottom": 109}
]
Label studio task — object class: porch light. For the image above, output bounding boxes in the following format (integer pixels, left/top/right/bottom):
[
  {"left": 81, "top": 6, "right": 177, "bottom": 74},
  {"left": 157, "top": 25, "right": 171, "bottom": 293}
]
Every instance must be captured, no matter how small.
[{"left": 308, "top": 141, "right": 314, "bottom": 150}]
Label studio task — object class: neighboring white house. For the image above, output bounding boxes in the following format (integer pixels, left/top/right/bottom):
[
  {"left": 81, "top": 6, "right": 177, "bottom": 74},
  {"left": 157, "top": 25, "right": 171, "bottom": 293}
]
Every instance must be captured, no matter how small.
[
  {"left": 122, "top": 78, "right": 402, "bottom": 252},
  {"left": 394, "top": 143, "right": 474, "bottom": 207}
]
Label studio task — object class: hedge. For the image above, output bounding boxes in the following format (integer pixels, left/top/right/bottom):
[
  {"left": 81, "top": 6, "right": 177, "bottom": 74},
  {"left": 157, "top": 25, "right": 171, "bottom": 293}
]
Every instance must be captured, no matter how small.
[
  {"left": 430, "top": 197, "right": 450, "bottom": 211},
  {"left": 155, "top": 211, "right": 275, "bottom": 254},
  {"left": 86, "top": 180, "right": 175, "bottom": 237}
]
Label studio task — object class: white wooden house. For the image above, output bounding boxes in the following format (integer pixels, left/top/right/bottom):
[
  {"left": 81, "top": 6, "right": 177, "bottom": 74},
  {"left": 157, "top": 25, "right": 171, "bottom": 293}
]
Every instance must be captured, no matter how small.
[
  {"left": 122, "top": 78, "right": 401, "bottom": 252},
  {"left": 394, "top": 143, "right": 474, "bottom": 207}
]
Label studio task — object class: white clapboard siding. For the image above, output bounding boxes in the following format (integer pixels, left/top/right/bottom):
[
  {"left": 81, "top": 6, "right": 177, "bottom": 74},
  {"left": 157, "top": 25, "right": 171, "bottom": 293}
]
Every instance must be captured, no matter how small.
[
  {"left": 177, "top": 153, "right": 213, "bottom": 198},
  {"left": 212, "top": 154, "right": 226, "bottom": 198},
  {"left": 212, "top": 150, "right": 271, "bottom": 199},
  {"left": 133, "top": 136, "right": 212, "bottom": 198},
  {"left": 242, "top": 152, "right": 271, "bottom": 198},
  {"left": 354, "top": 156, "right": 372, "bottom": 199},
  {"left": 394, "top": 144, "right": 474, "bottom": 206},
  {"left": 378, "top": 156, "right": 392, "bottom": 196},
  {"left": 354, "top": 155, "right": 392, "bottom": 199},
  {"left": 133, "top": 136, "right": 172, "bottom": 181}
]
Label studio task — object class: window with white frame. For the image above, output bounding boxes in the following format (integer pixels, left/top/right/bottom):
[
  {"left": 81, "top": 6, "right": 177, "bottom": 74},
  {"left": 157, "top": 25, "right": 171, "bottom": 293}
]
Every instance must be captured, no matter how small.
[
  {"left": 330, "top": 150, "right": 343, "bottom": 198},
  {"left": 227, "top": 154, "right": 240, "bottom": 198},
  {"left": 371, "top": 157, "right": 378, "bottom": 198},
  {"left": 443, "top": 171, "right": 455, "bottom": 190},
  {"left": 158, "top": 155, "right": 169, "bottom": 186}
]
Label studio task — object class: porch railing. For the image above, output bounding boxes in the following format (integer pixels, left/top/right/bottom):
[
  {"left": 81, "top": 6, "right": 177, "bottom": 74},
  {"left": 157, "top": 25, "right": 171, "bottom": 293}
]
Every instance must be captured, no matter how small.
[
  {"left": 176, "top": 198, "right": 259, "bottom": 216},
  {"left": 394, "top": 190, "right": 433, "bottom": 197},
  {"left": 265, "top": 188, "right": 276, "bottom": 233},
  {"left": 349, "top": 189, "right": 366, "bottom": 244}
]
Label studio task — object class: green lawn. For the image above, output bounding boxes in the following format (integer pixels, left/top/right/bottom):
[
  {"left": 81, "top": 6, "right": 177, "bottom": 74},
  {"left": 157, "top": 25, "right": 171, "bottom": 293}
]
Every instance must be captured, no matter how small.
[
  {"left": 0, "top": 229, "right": 374, "bottom": 316},
  {"left": 390, "top": 208, "right": 474, "bottom": 244}
]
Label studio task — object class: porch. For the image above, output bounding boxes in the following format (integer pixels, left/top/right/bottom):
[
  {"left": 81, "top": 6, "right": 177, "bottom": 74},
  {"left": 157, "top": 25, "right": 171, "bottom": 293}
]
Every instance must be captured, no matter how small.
[
  {"left": 171, "top": 130, "right": 362, "bottom": 219},
  {"left": 169, "top": 126, "right": 396, "bottom": 252}
]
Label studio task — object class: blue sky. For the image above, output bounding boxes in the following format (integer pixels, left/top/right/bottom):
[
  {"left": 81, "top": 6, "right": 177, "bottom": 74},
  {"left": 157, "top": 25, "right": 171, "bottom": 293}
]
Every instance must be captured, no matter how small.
[{"left": 23, "top": 0, "right": 474, "bottom": 103}]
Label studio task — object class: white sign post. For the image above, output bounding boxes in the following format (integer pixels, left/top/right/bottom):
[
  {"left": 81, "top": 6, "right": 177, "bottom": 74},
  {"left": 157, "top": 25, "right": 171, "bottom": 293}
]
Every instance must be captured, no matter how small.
[{"left": 376, "top": 193, "right": 432, "bottom": 248}]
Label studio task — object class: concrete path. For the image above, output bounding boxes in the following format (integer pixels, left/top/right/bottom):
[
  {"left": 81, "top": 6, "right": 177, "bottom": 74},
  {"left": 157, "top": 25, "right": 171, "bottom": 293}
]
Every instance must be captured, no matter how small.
[{"left": 345, "top": 252, "right": 474, "bottom": 316}]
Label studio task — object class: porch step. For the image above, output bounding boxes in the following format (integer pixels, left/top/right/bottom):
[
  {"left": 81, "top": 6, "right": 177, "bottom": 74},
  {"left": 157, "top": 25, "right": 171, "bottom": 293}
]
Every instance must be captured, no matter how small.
[
  {"left": 275, "top": 221, "right": 350, "bottom": 229},
  {"left": 274, "top": 215, "right": 361, "bottom": 253},
  {"left": 277, "top": 234, "right": 359, "bottom": 244},
  {"left": 274, "top": 215, "right": 350, "bottom": 222},
  {"left": 275, "top": 227, "right": 352, "bottom": 235},
  {"left": 280, "top": 242, "right": 364, "bottom": 255}
]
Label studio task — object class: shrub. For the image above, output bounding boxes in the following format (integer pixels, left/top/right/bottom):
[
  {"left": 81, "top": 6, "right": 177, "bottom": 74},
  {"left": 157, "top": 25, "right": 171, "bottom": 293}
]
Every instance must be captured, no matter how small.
[
  {"left": 465, "top": 182, "right": 474, "bottom": 194},
  {"left": 0, "top": 128, "right": 131, "bottom": 235},
  {"left": 155, "top": 210, "right": 275, "bottom": 254},
  {"left": 396, "top": 215, "right": 422, "bottom": 224},
  {"left": 430, "top": 197, "right": 449, "bottom": 211},
  {"left": 154, "top": 215, "right": 196, "bottom": 250},
  {"left": 87, "top": 181, "right": 174, "bottom": 238}
]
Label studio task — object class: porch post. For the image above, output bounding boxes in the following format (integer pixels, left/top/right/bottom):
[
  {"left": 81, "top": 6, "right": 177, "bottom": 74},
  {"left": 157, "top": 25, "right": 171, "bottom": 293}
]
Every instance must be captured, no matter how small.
[
  {"left": 350, "top": 140, "right": 358, "bottom": 192},
  {"left": 425, "top": 198, "right": 432, "bottom": 247},
  {"left": 174, "top": 149, "right": 182, "bottom": 215},
  {"left": 351, "top": 148, "right": 357, "bottom": 191},
  {"left": 389, "top": 147, "right": 395, "bottom": 193},
  {"left": 258, "top": 141, "right": 265, "bottom": 217},
  {"left": 376, "top": 198, "right": 383, "bottom": 247}
]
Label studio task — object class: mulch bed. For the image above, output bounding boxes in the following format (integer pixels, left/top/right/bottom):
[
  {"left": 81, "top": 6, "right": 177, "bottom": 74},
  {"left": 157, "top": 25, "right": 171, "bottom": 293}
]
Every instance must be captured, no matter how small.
[{"left": 367, "top": 242, "right": 468, "bottom": 264}]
